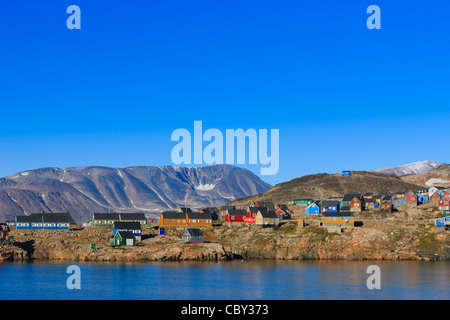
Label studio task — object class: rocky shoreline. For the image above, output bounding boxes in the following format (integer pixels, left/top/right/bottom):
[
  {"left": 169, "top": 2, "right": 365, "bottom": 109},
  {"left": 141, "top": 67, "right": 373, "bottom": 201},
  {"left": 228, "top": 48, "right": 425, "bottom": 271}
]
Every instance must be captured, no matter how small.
[{"left": 1, "top": 211, "right": 449, "bottom": 262}]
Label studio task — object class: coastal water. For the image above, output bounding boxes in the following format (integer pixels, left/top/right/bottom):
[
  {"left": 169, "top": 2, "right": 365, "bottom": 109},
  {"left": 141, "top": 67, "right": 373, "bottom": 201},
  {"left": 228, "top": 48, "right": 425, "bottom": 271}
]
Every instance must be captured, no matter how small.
[{"left": 0, "top": 260, "right": 448, "bottom": 300}]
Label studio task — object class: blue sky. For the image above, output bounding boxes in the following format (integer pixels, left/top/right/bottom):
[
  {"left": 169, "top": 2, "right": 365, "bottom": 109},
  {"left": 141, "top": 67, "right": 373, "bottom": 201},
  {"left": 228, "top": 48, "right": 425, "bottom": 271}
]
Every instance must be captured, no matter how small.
[{"left": 0, "top": 1, "right": 449, "bottom": 185}]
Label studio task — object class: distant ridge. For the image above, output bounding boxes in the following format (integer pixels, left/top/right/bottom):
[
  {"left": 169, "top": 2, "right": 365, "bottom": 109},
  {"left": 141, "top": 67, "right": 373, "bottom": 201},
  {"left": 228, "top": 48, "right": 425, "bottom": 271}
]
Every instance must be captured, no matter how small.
[
  {"left": 0, "top": 164, "right": 271, "bottom": 224},
  {"left": 401, "top": 164, "right": 450, "bottom": 187},
  {"left": 372, "top": 160, "right": 442, "bottom": 177},
  {"left": 228, "top": 170, "right": 425, "bottom": 209}
]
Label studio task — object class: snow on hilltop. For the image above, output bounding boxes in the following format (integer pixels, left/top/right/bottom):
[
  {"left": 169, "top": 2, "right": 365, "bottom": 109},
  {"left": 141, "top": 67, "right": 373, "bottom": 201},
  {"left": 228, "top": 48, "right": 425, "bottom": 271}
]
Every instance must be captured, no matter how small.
[{"left": 373, "top": 160, "right": 442, "bottom": 177}]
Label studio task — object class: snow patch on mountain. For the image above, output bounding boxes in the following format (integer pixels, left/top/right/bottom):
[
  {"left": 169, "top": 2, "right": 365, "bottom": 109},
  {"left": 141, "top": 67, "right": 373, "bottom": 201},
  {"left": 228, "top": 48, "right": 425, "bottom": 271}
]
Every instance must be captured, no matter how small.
[{"left": 373, "top": 160, "right": 442, "bottom": 176}]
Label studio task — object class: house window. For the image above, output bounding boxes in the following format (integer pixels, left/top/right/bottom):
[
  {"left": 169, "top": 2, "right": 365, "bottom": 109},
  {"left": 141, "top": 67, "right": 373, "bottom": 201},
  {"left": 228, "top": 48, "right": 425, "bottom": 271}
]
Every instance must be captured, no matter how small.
[{"left": 231, "top": 216, "right": 235, "bottom": 220}]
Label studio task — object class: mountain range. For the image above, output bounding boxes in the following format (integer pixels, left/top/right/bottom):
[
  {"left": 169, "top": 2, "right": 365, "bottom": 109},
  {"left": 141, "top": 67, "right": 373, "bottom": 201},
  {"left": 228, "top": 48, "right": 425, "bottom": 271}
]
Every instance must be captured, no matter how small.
[{"left": 0, "top": 165, "right": 271, "bottom": 224}]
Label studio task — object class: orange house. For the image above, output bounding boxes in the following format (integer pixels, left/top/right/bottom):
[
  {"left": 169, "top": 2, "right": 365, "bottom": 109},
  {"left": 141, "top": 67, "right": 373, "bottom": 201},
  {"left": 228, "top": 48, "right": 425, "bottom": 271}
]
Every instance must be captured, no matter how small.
[
  {"left": 350, "top": 197, "right": 363, "bottom": 212},
  {"left": 160, "top": 211, "right": 188, "bottom": 227},
  {"left": 160, "top": 211, "right": 212, "bottom": 227},
  {"left": 186, "top": 211, "right": 212, "bottom": 227}
]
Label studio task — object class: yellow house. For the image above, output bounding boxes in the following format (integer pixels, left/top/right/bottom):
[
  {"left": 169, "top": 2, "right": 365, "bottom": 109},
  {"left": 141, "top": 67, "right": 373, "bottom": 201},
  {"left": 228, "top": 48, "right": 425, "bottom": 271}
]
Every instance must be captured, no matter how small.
[
  {"left": 320, "top": 212, "right": 354, "bottom": 227},
  {"left": 255, "top": 210, "right": 279, "bottom": 226}
]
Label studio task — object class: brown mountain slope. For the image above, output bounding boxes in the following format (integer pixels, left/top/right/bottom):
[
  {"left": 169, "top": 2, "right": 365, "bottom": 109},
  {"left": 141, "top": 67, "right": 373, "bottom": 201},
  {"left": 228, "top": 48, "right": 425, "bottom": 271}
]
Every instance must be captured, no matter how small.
[
  {"left": 228, "top": 171, "right": 425, "bottom": 208},
  {"left": 400, "top": 164, "right": 450, "bottom": 187}
]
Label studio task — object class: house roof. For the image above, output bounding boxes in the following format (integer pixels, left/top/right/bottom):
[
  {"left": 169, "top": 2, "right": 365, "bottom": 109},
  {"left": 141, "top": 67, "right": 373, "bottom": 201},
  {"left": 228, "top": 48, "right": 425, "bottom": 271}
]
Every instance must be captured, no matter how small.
[
  {"left": 93, "top": 213, "right": 121, "bottom": 221},
  {"left": 187, "top": 211, "right": 212, "bottom": 220},
  {"left": 116, "top": 230, "right": 135, "bottom": 239},
  {"left": 254, "top": 202, "right": 276, "bottom": 211},
  {"left": 321, "top": 200, "right": 339, "bottom": 207},
  {"left": 343, "top": 193, "right": 364, "bottom": 201},
  {"left": 276, "top": 204, "right": 291, "bottom": 212},
  {"left": 16, "top": 215, "right": 43, "bottom": 223},
  {"left": 161, "top": 211, "right": 186, "bottom": 219},
  {"left": 323, "top": 212, "right": 354, "bottom": 217},
  {"left": 178, "top": 207, "right": 193, "bottom": 214},
  {"left": 42, "top": 213, "right": 71, "bottom": 223},
  {"left": 120, "top": 213, "right": 147, "bottom": 221},
  {"left": 220, "top": 205, "right": 236, "bottom": 211},
  {"left": 113, "top": 221, "right": 142, "bottom": 230},
  {"left": 227, "top": 209, "right": 248, "bottom": 216},
  {"left": 259, "top": 210, "right": 279, "bottom": 218},
  {"left": 185, "top": 228, "right": 203, "bottom": 237}
]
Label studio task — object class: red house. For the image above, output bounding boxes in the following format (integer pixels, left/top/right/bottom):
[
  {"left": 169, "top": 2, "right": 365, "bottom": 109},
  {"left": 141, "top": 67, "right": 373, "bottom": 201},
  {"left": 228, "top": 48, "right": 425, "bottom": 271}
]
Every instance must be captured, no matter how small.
[
  {"left": 430, "top": 192, "right": 441, "bottom": 201},
  {"left": 0, "top": 223, "right": 9, "bottom": 241},
  {"left": 405, "top": 191, "right": 418, "bottom": 206},
  {"left": 224, "top": 209, "right": 248, "bottom": 225},
  {"left": 438, "top": 198, "right": 450, "bottom": 211},
  {"left": 443, "top": 190, "right": 450, "bottom": 201}
]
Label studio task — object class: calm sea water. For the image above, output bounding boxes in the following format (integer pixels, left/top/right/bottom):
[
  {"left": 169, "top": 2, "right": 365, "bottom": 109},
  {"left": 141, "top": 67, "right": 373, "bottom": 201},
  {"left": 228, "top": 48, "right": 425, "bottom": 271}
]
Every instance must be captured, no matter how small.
[{"left": 0, "top": 260, "right": 448, "bottom": 300}]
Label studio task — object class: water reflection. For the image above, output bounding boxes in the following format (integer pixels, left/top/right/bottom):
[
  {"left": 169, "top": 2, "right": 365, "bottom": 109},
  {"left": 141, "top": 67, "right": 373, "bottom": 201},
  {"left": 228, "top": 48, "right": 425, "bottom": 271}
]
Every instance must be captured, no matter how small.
[{"left": 0, "top": 260, "right": 448, "bottom": 300}]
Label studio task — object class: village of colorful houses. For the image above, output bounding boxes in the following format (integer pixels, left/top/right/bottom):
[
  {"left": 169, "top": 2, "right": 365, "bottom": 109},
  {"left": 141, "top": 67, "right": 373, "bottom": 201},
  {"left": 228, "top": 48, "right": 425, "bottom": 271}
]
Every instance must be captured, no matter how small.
[{"left": 1, "top": 184, "right": 449, "bottom": 248}]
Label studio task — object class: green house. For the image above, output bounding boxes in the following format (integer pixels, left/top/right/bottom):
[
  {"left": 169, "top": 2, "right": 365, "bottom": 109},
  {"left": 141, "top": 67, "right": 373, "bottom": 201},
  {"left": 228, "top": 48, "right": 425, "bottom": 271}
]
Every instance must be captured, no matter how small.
[
  {"left": 110, "top": 230, "right": 136, "bottom": 246},
  {"left": 294, "top": 199, "right": 313, "bottom": 205},
  {"left": 443, "top": 210, "right": 450, "bottom": 217}
]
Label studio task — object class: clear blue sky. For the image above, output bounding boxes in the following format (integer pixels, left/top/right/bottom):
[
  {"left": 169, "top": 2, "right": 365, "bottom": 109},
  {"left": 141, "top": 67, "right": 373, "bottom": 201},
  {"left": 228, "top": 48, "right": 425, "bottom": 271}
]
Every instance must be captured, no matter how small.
[{"left": 0, "top": 1, "right": 449, "bottom": 185}]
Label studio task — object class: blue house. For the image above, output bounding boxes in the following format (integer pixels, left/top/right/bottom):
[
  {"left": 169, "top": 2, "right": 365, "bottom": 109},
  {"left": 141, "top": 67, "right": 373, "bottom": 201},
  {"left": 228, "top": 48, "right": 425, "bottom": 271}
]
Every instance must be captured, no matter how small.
[
  {"left": 181, "top": 228, "right": 204, "bottom": 243},
  {"left": 113, "top": 221, "right": 142, "bottom": 241},
  {"left": 341, "top": 171, "right": 351, "bottom": 176},
  {"left": 435, "top": 217, "right": 450, "bottom": 227},
  {"left": 15, "top": 213, "right": 73, "bottom": 230},
  {"left": 422, "top": 196, "right": 429, "bottom": 203},
  {"left": 321, "top": 200, "right": 340, "bottom": 213},
  {"left": 306, "top": 203, "right": 320, "bottom": 215},
  {"left": 393, "top": 198, "right": 406, "bottom": 206},
  {"left": 417, "top": 195, "right": 423, "bottom": 204}
]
